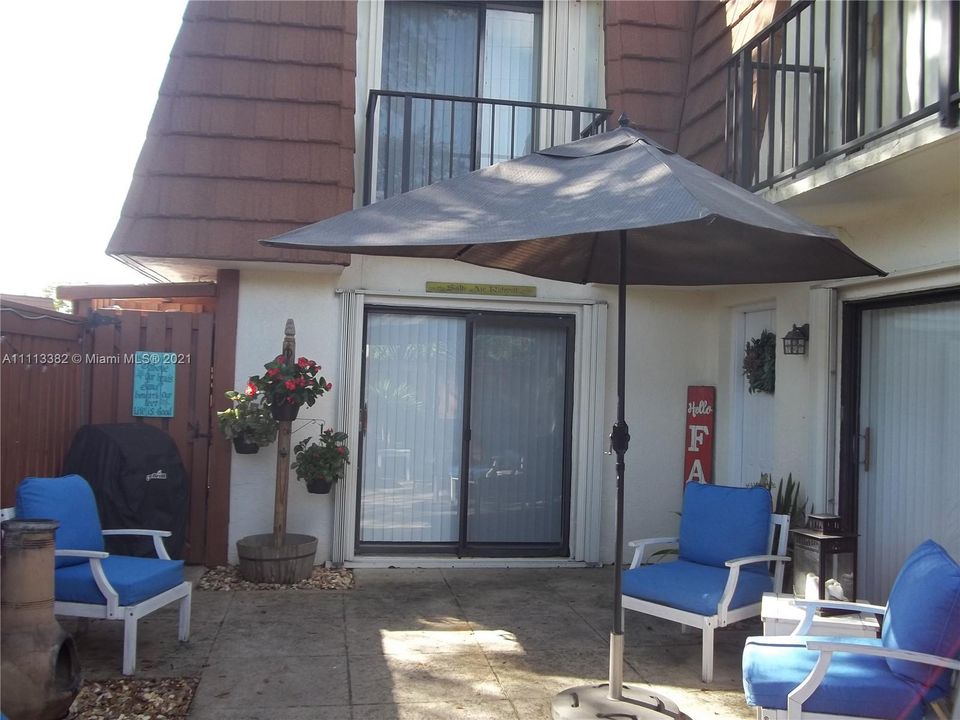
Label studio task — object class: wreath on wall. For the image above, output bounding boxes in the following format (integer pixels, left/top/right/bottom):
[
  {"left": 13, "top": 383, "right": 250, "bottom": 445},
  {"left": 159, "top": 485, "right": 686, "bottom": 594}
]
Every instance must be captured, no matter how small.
[{"left": 742, "top": 330, "right": 776, "bottom": 394}]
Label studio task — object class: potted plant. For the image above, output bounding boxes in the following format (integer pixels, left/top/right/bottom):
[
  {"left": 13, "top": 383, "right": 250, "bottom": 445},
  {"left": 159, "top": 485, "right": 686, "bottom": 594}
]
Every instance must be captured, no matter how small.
[
  {"left": 291, "top": 428, "right": 350, "bottom": 494},
  {"left": 248, "top": 355, "right": 331, "bottom": 421},
  {"left": 752, "top": 473, "right": 809, "bottom": 591},
  {"left": 216, "top": 390, "right": 279, "bottom": 454}
]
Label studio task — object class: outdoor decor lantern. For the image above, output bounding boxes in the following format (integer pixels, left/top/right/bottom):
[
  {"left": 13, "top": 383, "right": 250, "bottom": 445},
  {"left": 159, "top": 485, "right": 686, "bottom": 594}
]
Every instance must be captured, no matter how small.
[
  {"left": 782, "top": 323, "right": 810, "bottom": 355},
  {"left": 791, "top": 515, "right": 857, "bottom": 612}
]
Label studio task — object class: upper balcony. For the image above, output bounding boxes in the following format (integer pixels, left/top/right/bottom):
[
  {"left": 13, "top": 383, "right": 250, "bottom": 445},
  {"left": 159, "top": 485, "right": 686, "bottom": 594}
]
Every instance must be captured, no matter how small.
[
  {"left": 725, "top": 0, "right": 959, "bottom": 192},
  {"left": 362, "top": 90, "right": 611, "bottom": 205}
]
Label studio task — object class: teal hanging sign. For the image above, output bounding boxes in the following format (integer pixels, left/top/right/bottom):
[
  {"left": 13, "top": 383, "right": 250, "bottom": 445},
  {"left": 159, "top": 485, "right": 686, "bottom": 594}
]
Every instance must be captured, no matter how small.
[{"left": 132, "top": 351, "right": 177, "bottom": 417}]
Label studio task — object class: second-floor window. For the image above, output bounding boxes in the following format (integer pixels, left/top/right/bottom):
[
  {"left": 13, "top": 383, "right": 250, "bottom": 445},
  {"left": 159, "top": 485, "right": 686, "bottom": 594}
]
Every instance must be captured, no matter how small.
[{"left": 377, "top": 1, "right": 542, "bottom": 200}]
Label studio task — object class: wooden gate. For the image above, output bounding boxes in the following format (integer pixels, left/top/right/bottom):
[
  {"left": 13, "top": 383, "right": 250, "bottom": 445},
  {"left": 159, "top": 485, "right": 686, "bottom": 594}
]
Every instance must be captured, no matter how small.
[
  {"left": 2, "top": 276, "right": 238, "bottom": 566},
  {"left": 84, "top": 309, "right": 214, "bottom": 564}
]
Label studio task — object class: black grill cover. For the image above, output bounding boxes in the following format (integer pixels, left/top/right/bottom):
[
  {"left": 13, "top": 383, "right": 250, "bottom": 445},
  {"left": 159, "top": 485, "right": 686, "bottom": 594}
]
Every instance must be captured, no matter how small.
[{"left": 63, "top": 424, "right": 189, "bottom": 559}]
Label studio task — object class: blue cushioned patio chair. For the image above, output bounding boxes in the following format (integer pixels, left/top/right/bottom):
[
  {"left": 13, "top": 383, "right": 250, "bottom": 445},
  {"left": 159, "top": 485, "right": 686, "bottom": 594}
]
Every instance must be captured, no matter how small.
[
  {"left": 742, "top": 539, "right": 960, "bottom": 720},
  {"left": 15, "top": 475, "right": 192, "bottom": 675},
  {"left": 622, "top": 482, "right": 790, "bottom": 683}
]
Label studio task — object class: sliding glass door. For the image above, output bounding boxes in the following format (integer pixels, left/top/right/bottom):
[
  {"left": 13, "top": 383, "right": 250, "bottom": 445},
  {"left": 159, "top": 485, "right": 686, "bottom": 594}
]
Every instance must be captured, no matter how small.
[{"left": 358, "top": 309, "right": 572, "bottom": 556}]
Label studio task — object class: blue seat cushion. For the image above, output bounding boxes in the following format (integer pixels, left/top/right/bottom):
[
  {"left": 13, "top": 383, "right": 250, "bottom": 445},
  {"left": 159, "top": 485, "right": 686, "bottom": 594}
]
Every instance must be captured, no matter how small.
[
  {"left": 55, "top": 556, "right": 185, "bottom": 606},
  {"left": 881, "top": 540, "right": 960, "bottom": 692},
  {"left": 743, "top": 636, "right": 940, "bottom": 720},
  {"left": 16, "top": 475, "right": 104, "bottom": 568},
  {"left": 623, "top": 559, "right": 772, "bottom": 616},
  {"left": 679, "top": 483, "right": 771, "bottom": 570}
]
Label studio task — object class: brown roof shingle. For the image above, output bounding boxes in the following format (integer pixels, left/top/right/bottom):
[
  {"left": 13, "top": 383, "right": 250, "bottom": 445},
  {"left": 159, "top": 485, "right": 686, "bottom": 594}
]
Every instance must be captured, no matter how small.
[{"left": 107, "top": 0, "right": 357, "bottom": 274}]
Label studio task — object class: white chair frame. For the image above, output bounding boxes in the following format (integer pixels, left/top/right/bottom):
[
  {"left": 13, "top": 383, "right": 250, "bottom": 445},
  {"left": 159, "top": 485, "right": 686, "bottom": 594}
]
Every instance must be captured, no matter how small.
[
  {"left": 624, "top": 513, "right": 790, "bottom": 683},
  {"left": 3, "top": 505, "right": 192, "bottom": 676},
  {"left": 752, "top": 598, "right": 960, "bottom": 720}
]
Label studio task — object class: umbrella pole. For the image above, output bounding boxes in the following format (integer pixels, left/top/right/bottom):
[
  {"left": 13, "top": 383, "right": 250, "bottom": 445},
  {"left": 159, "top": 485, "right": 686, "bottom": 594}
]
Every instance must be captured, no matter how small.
[{"left": 608, "top": 229, "right": 630, "bottom": 700}]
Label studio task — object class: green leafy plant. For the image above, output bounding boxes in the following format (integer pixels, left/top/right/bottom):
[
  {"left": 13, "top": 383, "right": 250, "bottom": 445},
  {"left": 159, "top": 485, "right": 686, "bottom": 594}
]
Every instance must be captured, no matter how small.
[
  {"left": 292, "top": 428, "right": 350, "bottom": 484},
  {"left": 248, "top": 355, "right": 330, "bottom": 410},
  {"left": 742, "top": 330, "right": 776, "bottom": 394},
  {"left": 753, "top": 473, "right": 807, "bottom": 527},
  {"left": 216, "top": 390, "right": 278, "bottom": 446}
]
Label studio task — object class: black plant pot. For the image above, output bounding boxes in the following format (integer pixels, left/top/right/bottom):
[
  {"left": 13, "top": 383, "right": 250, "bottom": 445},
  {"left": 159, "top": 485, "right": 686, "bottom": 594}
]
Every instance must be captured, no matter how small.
[
  {"left": 233, "top": 436, "right": 260, "bottom": 454},
  {"left": 270, "top": 403, "right": 300, "bottom": 422},
  {"left": 304, "top": 477, "right": 335, "bottom": 495}
]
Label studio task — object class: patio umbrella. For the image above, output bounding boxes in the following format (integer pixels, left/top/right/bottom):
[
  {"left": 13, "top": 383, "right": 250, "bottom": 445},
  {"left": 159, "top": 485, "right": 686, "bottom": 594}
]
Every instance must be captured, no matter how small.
[{"left": 263, "top": 117, "right": 885, "bottom": 717}]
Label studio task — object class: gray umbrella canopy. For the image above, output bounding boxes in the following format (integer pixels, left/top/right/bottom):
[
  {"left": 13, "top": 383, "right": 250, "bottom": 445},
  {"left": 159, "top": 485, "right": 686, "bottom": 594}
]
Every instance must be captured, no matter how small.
[
  {"left": 262, "top": 122, "right": 884, "bottom": 712},
  {"left": 265, "top": 125, "right": 883, "bottom": 284}
]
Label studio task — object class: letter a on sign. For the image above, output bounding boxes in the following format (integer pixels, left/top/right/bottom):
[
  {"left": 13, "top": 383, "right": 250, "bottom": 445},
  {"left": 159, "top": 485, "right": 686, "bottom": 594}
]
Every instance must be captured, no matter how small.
[{"left": 683, "top": 386, "right": 715, "bottom": 485}]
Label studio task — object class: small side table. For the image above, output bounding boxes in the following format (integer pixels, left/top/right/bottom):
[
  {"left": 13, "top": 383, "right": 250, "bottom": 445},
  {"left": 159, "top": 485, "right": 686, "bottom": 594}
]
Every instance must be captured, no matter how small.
[{"left": 761, "top": 593, "right": 881, "bottom": 638}]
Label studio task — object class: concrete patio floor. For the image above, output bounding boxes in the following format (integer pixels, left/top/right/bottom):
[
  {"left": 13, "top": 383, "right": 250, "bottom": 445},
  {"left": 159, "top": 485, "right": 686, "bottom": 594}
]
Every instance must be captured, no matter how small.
[{"left": 68, "top": 567, "right": 758, "bottom": 719}]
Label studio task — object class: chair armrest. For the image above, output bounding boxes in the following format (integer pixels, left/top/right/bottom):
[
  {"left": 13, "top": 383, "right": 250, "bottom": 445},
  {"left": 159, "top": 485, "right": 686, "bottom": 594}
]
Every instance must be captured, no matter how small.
[
  {"left": 789, "top": 598, "right": 886, "bottom": 635},
  {"left": 725, "top": 554, "right": 790, "bottom": 568},
  {"left": 54, "top": 550, "right": 119, "bottom": 615},
  {"left": 805, "top": 640, "right": 960, "bottom": 671},
  {"left": 717, "top": 554, "right": 791, "bottom": 622},
  {"left": 101, "top": 529, "right": 172, "bottom": 559},
  {"left": 626, "top": 537, "right": 678, "bottom": 569},
  {"left": 787, "top": 639, "right": 960, "bottom": 715},
  {"left": 55, "top": 549, "right": 109, "bottom": 559},
  {"left": 791, "top": 598, "right": 887, "bottom": 615}
]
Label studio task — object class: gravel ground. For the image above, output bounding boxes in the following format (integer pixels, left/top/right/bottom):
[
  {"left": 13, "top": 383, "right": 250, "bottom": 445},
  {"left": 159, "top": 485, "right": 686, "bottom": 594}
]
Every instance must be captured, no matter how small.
[
  {"left": 67, "top": 677, "right": 198, "bottom": 719},
  {"left": 196, "top": 564, "right": 354, "bottom": 591}
]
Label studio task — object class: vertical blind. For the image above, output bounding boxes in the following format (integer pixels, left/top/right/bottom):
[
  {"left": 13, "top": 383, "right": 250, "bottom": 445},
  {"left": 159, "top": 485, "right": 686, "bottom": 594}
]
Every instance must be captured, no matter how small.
[
  {"left": 467, "top": 322, "right": 567, "bottom": 543},
  {"left": 360, "top": 313, "right": 465, "bottom": 543},
  {"left": 359, "top": 312, "right": 569, "bottom": 549},
  {"left": 378, "top": 2, "right": 479, "bottom": 199},
  {"left": 858, "top": 299, "right": 960, "bottom": 602}
]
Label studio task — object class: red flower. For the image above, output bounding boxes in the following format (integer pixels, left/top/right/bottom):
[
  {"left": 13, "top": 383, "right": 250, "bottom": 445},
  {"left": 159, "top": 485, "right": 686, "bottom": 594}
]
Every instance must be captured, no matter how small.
[
  {"left": 275, "top": 355, "right": 285, "bottom": 363},
  {"left": 297, "top": 357, "right": 309, "bottom": 368},
  {"left": 284, "top": 379, "right": 297, "bottom": 391},
  {"left": 325, "top": 382, "right": 333, "bottom": 391},
  {"left": 245, "top": 382, "right": 257, "bottom": 396},
  {"left": 267, "top": 368, "right": 280, "bottom": 377},
  {"left": 337, "top": 447, "right": 346, "bottom": 455},
  {"left": 297, "top": 377, "right": 306, "bottom": 387}
]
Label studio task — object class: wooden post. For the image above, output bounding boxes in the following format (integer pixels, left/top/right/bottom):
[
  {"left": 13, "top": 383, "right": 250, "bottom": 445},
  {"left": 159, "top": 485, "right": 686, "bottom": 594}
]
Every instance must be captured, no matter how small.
[{"left": 272, "top": 319, "right": 295, "bottom": 545}]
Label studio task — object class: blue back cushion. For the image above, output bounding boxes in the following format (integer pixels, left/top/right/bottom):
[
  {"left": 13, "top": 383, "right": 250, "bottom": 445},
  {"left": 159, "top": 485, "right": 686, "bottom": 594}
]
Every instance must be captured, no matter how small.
[
  {"left": 16, "top": 475, "right": 104, "bottom": 568},
  {"left": 882, "top": 540, "right": 960, "bottom": 689},
  {"left": 678, "top": 483, "right": 771, "bottom": 568}
]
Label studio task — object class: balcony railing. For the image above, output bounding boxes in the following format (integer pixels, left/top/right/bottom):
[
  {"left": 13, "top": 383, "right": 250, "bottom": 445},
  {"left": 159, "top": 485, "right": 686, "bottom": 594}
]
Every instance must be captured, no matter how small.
[
  {"left": 726, "top": 0, "right": 959, "bottom": 191},
  {"left": 363, "top": 90, "right": 612, "bottom": 205}
]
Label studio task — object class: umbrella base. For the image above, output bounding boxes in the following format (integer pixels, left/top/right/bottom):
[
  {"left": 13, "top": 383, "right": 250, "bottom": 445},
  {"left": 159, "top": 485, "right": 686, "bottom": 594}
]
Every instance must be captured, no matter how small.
[{"left": 551, "top": 683, "right": 691, "bottom": 720}]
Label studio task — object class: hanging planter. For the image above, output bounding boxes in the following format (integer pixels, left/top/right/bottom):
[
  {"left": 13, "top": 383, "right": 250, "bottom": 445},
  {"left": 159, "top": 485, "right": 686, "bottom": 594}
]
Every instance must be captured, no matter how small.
[
  {"left": 742, "top": 330, "right": 776, "bottom": 394},
  {"left": 269, "top": 402, "right": 300, "bottom": 422},
  {"left": 216, "top": 390, "right": 279, "bottom": 452},
  {"left": 292, "top": 428, "right": 350, "bottom": 496},
  {"left": 304, "top": 477, "right": 335, "bottom": 495},
  {"left": 232, "top": 436, "right": 260, "bottom": 454}
]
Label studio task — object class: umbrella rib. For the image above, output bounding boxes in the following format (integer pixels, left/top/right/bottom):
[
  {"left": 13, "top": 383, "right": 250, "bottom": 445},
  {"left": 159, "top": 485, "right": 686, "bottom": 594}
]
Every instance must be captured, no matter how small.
[{"left": 453, "top": 245, "right": 474, "bottom": 260}]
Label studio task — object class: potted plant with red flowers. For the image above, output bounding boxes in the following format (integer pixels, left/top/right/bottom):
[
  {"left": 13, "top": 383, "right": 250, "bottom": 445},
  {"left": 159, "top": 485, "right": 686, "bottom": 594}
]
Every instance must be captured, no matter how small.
[
  {"left": 216, "top": 389, "right": 279, "bottom": 454},
  {"left": 291, "top": 428, "right": 350, "bottom": 494},
  {"left": 248, "top": 354, "right": 332, "bottom": 421}
]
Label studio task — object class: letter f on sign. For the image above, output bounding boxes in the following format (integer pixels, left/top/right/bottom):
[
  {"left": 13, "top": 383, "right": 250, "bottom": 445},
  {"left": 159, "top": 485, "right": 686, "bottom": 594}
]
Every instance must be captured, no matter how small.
[{"left": 687, "top": 424, "right": 709, "bottom": 452}]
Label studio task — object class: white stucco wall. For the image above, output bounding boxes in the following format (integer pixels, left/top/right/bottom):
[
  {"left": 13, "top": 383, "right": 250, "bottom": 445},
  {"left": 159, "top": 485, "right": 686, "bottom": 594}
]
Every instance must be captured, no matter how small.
[{"left": 226, "top": 129, "right": 958, "bottom": 567}]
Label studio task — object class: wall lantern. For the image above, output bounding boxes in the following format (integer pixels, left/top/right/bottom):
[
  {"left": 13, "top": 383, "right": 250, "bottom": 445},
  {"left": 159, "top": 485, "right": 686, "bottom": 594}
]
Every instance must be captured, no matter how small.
[{"left": 782, "top": 323, "right": 809, "bottom": 355}]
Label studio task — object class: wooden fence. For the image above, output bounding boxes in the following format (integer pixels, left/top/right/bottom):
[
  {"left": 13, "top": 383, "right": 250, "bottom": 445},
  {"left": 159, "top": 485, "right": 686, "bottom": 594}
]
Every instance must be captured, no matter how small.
[{"left": 1, "top": 301, "right": 87, "bottom": 505}]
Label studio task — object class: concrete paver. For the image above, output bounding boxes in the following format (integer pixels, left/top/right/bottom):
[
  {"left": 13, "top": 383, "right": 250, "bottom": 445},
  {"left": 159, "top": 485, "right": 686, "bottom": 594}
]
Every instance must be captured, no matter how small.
[{"left": 68, "top": 567, "right": 756, "bottom": 719}]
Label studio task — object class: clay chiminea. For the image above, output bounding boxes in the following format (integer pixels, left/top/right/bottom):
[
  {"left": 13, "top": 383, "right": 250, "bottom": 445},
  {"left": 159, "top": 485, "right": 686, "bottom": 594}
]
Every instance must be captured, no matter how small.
[{"left": 1, "top": 519, "right": 82, "bottom": 720}]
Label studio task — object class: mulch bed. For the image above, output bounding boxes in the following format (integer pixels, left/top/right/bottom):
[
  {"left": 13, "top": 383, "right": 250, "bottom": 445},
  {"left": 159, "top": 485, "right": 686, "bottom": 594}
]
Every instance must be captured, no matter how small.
[
  {"left": 67, "top": 677, "right": 198, "bottom": 719},
  {"left": 196, "top": 564, "right": 354, "bottom": 591}
]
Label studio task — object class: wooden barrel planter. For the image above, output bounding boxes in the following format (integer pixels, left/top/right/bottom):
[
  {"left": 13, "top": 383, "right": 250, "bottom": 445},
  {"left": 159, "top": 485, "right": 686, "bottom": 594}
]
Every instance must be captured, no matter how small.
[{"left": 236, "top": 533, "right": 317, "bottom": 584}]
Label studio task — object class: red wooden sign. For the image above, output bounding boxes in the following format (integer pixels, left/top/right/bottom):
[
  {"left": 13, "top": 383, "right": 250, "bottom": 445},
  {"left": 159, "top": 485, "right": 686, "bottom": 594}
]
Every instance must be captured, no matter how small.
[{"left": 683, "top": 386, "right": 716, "bottom": 485}]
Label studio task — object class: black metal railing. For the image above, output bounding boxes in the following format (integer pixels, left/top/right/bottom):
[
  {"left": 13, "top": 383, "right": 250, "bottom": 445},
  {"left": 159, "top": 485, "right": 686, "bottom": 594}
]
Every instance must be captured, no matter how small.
[
  {"left": 726, "top": 0, "right": 959, "bottom": 191},
  {"left": 363, "top": 90, "right": 612, "bottom": 205}
]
